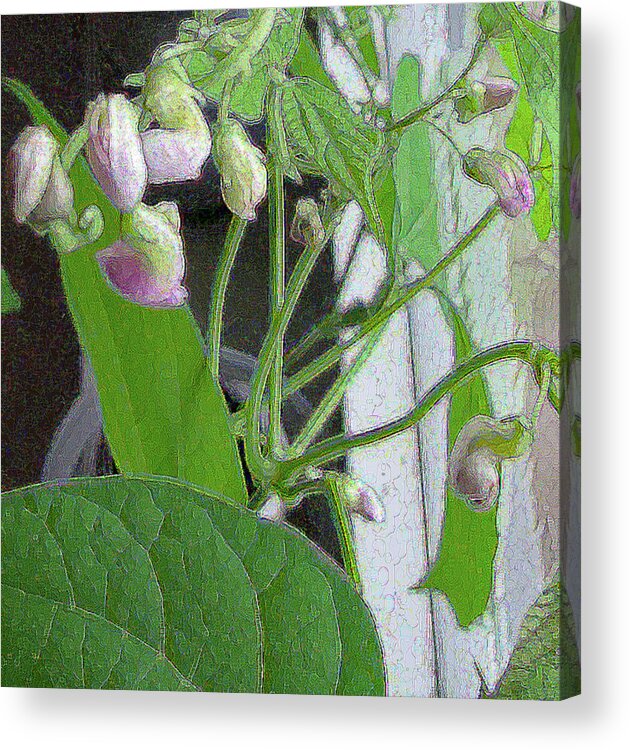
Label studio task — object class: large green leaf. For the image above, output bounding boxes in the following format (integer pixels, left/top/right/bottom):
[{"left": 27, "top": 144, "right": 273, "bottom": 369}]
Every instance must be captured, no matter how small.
[
  {"left": 278, "top": 77, "right": 385, "bottom": 243},
  {"left": 1, "top": 266, "right": 21, "bottom": 314},
  {"left": 182, "top": 9, "right": 304, "bottom": 122},
  {"left": 2, "top": 476, "right": 386, "bottom": 695},
  {"left": 485, "top": 580, "right": 581, "bottom": 700},
  {"left": 418, "top": 297, "right": 498, "bottom": 628},
  {"left": 3, "top": 78, "right": 247, "bottom": 503}
]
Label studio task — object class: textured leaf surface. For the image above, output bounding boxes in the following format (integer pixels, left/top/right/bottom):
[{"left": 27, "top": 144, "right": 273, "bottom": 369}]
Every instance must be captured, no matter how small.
[
  {"left": 184, "top": 9, "right": 304, "bottom": 122},
  {"left": 391, "top": 55, "right": 441, "bottom": 266},
  {"left": 278, "top": 77, "right": 385, "bottom": 242},
  {"left": 2, "top": 476, "right": 386, "bottom": 695},
  {"left": 2, "top": 266, "right": 21, "bottom": 314},
  {"left": 3, "top": 78, "right": 246, "bottom": 502},
  {"left": 486, "top": 580, "right": 581, "bottom": 700},
  {"left": 418, "top": 297, "right": 498, "bottom": 627}
]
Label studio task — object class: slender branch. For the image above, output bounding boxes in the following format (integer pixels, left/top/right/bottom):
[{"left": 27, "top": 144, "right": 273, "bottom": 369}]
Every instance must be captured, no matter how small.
[
  {"left": 326, "top": 475, "right": 363, "bottom": 594},
  {"left": 244, "top": 227, "right": 329, "bottom": 480},
  {"left": 268, "top": 157, "right": 285, "bottom": 455},
  {"left": 207, "top": 215, "right": 247, "bottom": 381},
  {"left": 284, "top": 203, "right": 501, "bottom": 398},
  {"left": 277, "top": 341, "right": 541, "bottom": 480},
  {"left": 290, "top": 318, "right": 388, "bottom": 455},
  {"left": 386, "top": 34, "right": 487, "bottom": 134},
  {"left": 59, "top": 124, "right": 88, "bottom": 172}
]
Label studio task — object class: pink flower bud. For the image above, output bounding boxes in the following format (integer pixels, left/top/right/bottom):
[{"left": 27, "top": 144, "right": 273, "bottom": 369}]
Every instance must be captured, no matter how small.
[
  {"left": 86, "top": 94, "right": 147, "bottom": 212},
  {"left": 8, "top": 125, "right": 73, "bottom": 225},
  {"left": 140, "top": 127, "right": 212, "bottom": 184},
  {"left": 570, "top": 156, "right": 581, "bottom": 219},
  {"left": 96, "top": 201, "right": 187, "bottom": 308},
  {"left": 454, "top": 77, "right": 517, "bottom": 123},
  {"left": 463, "top": 148, "right": 534, "bottom": 218},
  {"left": 338, "top": 476, "right": 385, "bottom": 523},
  {"left": 448, "top": 415, "right": 533, "bottom": 511}
]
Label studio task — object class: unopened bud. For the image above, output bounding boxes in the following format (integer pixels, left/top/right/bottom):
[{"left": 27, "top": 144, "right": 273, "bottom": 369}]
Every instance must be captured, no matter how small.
[
  {"left": 86, "top": 94, "right": 147, "bottom": 212},
  {"left": 9, "top": 125, "right": 74, "bottom": 225},
  {"left": 213, "top": 119, "right": 267, "bottom": 221},
  {"left": 463, "top": 148, "right": 534, "bottom": 218},
  {"left": 96, "top": 201, "right": 187, "bottom": 308},
  {"left": 448, "top": 415, "right": 533, "bottom": 511},
  {"left": 257, "top": 492, "right": 287, "bottom": 522},
  {"left": 454, "top": 77, "right": 517, "bottom": 123},
  {"left": 338, "top": 476, "right": 385, "bottom": 523}
]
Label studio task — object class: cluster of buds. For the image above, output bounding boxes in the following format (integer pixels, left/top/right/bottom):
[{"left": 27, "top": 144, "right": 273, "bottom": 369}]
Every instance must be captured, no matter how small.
[
  {"left": 8, "top": 63, "right": 267, "bottom": 308},
  {"left": 447, "top": 415, "right": 533, "bottom": 511},
  {"left": 462, "top": 147, "right": 535, "bottom": 218},
  {"left": 454, "top": 77, "right": 518, "bottom": 124}
]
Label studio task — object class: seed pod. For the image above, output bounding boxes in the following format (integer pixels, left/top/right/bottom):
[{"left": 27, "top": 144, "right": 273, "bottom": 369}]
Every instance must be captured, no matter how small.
[{"left": 9, "top": 125, "right": 74, "bottom": 225}]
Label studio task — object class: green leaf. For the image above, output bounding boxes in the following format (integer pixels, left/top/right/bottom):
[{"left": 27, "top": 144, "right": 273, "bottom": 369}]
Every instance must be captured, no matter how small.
[
  {"left": 2, "top": 77, "right": 247, "bottom": 503},
  {"left": 485, "top": 580, "right": 581, "bottom": 700},
  {"left": 183, "top": 9, "right": 304, "bottom": 122},
  {"left": 418, "top": 298, "right": 498, "bottom": 627},
  {"left": 490, "top": 7, "right": 581, "bottom": 240},
  {"left": 278, "top": 77, "right": 385, "bottom": 243},
  {"left": 1, "top": 266, "right": 21, "bottom": 314},
  {"left": 2, "top": 476, "right": 386, "bottom": 695},
  {"left": 391, "top": 55, "right": 441, "bottom": 266}
]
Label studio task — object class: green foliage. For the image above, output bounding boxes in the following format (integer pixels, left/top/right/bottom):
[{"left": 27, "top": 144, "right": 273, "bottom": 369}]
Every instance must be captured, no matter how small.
[
  {"left": 1, "top": 266, "right": 21, "bottom": 314},
  {"left": 485, "top": 580, "right": 581, "bottom": 700},
  {"left": 3, "top": 77, "right": 247, "bottom": 503},
  {"left": 417, "top": 298, "right": 498, "bottom": 627},
  {"left": 487, "top": 5, "right": 581, "bottom": 240},
  {"left": 2, "top": 476, "right": 386, "bottom": 695},
  {"left": 278, "top": 77, "right": 385, "bottom": 243},
  {"left": 181, "top": 9, "right": 304, "bottom": 122},
  {"left": 391, "top": 55, "right": 441, "bottom": 267}
]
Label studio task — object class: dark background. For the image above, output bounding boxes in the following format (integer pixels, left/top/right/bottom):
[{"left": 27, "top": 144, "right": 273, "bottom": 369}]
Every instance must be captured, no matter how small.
[{"left": 1, "top": 12, "right": 341, "bottom": 555}]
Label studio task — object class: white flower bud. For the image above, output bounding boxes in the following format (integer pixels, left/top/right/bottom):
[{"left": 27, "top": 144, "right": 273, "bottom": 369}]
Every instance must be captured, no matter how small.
[
  {"left": 9, "top": 125, "right": 73, "bottom": 225},
  {"left": 212, "top": 119, "right": 267, "bottom": 221}
]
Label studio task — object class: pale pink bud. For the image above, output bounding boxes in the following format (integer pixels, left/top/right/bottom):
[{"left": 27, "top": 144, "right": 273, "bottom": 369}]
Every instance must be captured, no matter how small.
[
  {"left": 463, "top": 148, "right": 534, "bottom": 218},
  {"left": 454, "top": 77, "right": 517, "bottom": 123},
  {"left": 9, "top": 125, "right": 73, "bottom": 225},
  {"left": 339, "top": 476, "right": 385, "bottom": 523},
  {"left": 96, "top": 201, "right": 187, "bottom": 308},
  {"left": 448, "top": 415, "right": 532, "bottom": 511},
  {"left": 140, "top": 127, "right": 212, "bottom": 184},
  {"left": 86, "top": 94, "right": 147, "bottom": 212}
]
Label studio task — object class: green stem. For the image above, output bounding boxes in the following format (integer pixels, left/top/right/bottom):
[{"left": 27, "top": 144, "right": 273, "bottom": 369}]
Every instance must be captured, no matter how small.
[
  {"left": 327, "top": 475, "right": 363, "bottom": 593},
  {"left": 59, "top": 124, "right": 88, "bottom": 172},
  {"left": 245, "top": 226, "right": 329, "bottom": 480},
  {"left": 530, "top": 362, "right": 551, "bottom": 428},
  {"left": 277, "top": 341, "right": 541, "bottom": 480},
  {"left": 268, "top": 157, "right": 286, "bottom": 455},
  {"left": 284, "top": 203, "right": 501, "bottom": 398},
  {"left": 386, "top": 34, "right": 487, "bottom": 134},
  {"left": 290, "top": 319, "right": 388, "bottom": 455},
  {"left": 207, "top": 215, "right": 247, "bottom": 381}
]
